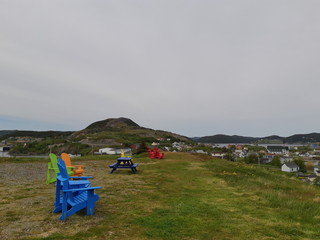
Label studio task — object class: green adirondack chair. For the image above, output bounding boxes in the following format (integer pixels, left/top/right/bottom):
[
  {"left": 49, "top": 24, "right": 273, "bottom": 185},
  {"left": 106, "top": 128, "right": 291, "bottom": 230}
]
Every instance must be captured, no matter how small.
[{"left": 46, "top": 153, "right": 74, "bottom": 184}]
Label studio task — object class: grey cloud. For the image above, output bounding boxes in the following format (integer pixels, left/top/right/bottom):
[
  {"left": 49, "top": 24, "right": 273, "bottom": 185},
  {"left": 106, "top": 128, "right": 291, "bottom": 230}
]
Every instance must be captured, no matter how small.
[{"left": 1, "top": 0, "right": 320, "bottom": 136}]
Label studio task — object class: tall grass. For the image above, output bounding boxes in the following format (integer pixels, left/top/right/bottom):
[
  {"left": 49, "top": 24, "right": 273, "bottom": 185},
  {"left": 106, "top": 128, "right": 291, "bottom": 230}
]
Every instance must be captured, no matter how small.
[{"left": 1, "top": 153, "right": 320, "bottom": 240}]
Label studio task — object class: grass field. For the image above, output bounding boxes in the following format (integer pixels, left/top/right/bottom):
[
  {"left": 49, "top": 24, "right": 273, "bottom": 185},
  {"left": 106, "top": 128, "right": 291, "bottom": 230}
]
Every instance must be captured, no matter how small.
[{"left": 1, "top": 152, "right": 320, "bottom": 240}]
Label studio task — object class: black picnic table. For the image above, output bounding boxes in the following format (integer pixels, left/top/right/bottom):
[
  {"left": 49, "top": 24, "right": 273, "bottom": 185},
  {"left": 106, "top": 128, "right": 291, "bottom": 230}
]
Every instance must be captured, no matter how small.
[{"left": 109, "top": 157, "right": 138, "bottom": 173}]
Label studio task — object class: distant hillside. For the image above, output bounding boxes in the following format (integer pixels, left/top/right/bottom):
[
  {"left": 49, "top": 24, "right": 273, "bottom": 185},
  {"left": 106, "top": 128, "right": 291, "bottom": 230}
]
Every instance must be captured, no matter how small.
[
  {"left": 0, "top": 130, "right": 74, "bottom": 141},
  {"left": 0, "top": 130, "right": 16, "bottom": 138},
  {"left": 196, "top": 133, "right": 320, "bottom": 144},
  {"left": 195, "top": 134, "right": 257, "bottom": 144}
]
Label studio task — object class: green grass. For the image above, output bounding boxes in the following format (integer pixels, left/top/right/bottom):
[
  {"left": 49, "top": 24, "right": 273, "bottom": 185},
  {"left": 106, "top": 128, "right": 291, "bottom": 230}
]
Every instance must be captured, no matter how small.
[{"left": 1, "top": 153, "right": 320, "bottom": 240}]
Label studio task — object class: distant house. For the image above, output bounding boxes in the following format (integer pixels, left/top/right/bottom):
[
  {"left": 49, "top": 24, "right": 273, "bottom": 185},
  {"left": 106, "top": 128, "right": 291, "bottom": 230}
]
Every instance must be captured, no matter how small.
[
  {"left": 260, "top": 158, "right": 271, "bottom": 164},
  {"left": 211, "top": 152, "right": 226, "bottom": 159},
  {"left": 280, "top": 156, "right": 293, "bottom": 164},
  {"left": 194, "top": 150, "right": 207, "bottom": 154},
  {"left": 307, "top": 174, "right": 318, "bottom": 182},
  {"left": 298, "top": 152, "right": 310, "bottom": 157},
  {"left": 281, "top": 162, "right": 299, "bottom": 172},
  {"left": 236, "top": 145, "right": 244, "bottom": 150},
  {"left": 314, "top": 163, "right": 320, "bottom": 176},
  {"left": 310, "top": 143, "right": 319, "bottom": 149},
  {"left": 264, "top": 153, "right": 275, "bottom": 161},
  {"left": 129, "top": 144, "right": 140, "bottom": 150},
  {"left": 234, "top": 150, "right": 246, "bottom": 158},
  {"left": 0, "top": 146, "right": 10, "bottom": 152},
  {"left": 97, "top": 148, "right": 131, "bottom": 155},
  {"left": 97, "top": 148, "right": 116, "bottom": 155},
  {"left": 247, "top": 151, "right": 258, "bottom": 157},
  {"left": 172, "top": 142, "right": 185, "bottom": 151},
  {"left": 267, "top": 145, "right": 289, "bottom": 155}
]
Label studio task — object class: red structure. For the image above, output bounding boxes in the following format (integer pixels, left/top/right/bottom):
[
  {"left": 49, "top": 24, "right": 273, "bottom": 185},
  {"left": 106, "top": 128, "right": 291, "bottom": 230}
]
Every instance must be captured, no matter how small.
[{"left": 148, "top": 147, "right": 164, "bottom": 159}]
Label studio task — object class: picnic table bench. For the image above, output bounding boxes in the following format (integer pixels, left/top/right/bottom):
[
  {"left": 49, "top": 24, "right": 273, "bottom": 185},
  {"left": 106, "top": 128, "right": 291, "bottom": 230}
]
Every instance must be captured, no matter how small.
[{"left": 109, "top": 157, "right": 138, "bottom": 173}]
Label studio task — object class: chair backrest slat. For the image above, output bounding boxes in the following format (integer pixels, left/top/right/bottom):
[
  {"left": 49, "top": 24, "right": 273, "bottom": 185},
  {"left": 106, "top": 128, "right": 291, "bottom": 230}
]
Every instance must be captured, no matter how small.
[
  {"left": 49, "top": 153, "right": 59, "bottom": 174},
  {"left": 61, "top": 153, "right": 72, "bottom": 166},
  {"left": 57, "top": 159, "right": 70, "bottom": 179}
]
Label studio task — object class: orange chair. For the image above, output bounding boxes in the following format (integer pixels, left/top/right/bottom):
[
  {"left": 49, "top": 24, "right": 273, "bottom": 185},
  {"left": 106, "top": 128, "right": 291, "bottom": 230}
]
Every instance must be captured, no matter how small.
[{"left": 61, "top": 153, "right": 84, "bottom": 176}]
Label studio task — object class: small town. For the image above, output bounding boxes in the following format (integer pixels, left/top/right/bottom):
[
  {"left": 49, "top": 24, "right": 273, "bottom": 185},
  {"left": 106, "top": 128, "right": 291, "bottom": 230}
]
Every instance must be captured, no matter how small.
[{"left": 2, "top": 131, "right": 320, "bottom": 185}]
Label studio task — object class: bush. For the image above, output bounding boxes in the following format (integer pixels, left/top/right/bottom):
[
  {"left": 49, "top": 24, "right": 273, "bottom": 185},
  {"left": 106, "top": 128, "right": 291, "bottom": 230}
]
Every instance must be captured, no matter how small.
[
  {"left": 135, "top": 142, "right": 148, "bottom": 154},
  {"left": 244, "top": 154, "right": 258, "bottom": 164},
  {"left": 269, "top": 156, "right": 281, "bottom": 167},
  {"left": 293, "top": 157, "right": 306, "bottom": 172}
]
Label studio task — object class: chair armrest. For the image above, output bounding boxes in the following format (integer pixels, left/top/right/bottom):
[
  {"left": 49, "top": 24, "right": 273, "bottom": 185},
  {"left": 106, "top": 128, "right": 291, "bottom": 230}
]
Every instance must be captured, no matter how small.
[
  {"left": 71, "top": 165, "right": 85, "bottom": 168},
  {"left": 68, "top": 176, "right": 92, "bottom": 179},
  {"left": 63, "top": 186, "right": 102, "bottom": 192}
]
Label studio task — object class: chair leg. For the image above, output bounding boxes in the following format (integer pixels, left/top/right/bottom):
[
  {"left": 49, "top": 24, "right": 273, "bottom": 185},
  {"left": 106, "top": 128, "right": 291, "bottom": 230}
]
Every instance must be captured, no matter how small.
[
  {"left": 86, "top": 191, "right": 95, "bottom": 216},
  {"left": 46, "top": 163, "right": 54, "bottom": 184},
  {"left": 59, "top": 194, "right": 68, "bottom": 220}
]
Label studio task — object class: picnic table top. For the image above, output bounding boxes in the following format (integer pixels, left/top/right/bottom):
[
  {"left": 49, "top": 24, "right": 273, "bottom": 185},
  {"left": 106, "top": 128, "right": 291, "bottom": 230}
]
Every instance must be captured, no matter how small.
[{"left": 117, "top": 157, "right": 132, "bottom": 161}]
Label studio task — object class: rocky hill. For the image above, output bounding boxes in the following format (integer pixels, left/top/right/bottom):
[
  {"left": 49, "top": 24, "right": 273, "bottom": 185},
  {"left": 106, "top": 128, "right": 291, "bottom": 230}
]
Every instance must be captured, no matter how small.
[
  {"left": 72, "top": 117, "right": 190, "bottom": 146},
  {"left": 85, "top": 117, "right": 140, "bottom": 130}
]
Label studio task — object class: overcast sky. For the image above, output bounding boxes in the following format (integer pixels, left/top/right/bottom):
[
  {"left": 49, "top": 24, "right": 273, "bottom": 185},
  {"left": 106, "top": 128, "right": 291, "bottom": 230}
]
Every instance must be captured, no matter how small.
[{"left": 1, "top": 0, "right": 320, "bottom": 137}]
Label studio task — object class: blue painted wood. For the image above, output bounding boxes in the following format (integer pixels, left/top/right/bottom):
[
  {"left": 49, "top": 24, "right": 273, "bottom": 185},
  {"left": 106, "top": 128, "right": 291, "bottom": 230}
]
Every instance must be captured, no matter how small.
[
  {"left": 54, "top": 158, "right": 101, "bottom": 220},
  {"left": 117, "top": 157, "right": 132, "bottom": 161},
  {"left": 109, "top": 158, "right": 138, "bottom": 173},
  {"left": 53, "top": 179, "right": 91, "bottom": 213}
]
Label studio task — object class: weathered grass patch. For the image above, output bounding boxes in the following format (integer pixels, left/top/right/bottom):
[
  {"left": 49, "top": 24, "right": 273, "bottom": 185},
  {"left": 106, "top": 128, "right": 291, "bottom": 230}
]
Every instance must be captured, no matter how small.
[{"left": 0, "top": 153, "right": 320, "bottom": 240}]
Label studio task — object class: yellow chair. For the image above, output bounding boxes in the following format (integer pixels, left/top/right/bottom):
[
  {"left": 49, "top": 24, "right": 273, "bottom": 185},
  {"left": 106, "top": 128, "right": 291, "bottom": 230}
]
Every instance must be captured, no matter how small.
[{"left": 120, "top": 149, "right": 132, "bottom": 158}]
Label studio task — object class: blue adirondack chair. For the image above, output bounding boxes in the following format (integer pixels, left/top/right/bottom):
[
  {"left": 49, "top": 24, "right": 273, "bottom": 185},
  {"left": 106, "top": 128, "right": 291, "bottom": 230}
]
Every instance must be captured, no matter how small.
[
  {"left": 54, "top": 159, "right": 102, "bottom": 220},
  {"left": 53, "top": 174, "right": 92, "bottom": 214}
]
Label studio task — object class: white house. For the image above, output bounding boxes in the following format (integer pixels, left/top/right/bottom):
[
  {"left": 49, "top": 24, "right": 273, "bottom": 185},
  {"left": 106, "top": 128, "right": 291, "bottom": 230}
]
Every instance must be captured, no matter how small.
[
  {"left": 98, "top": 148, "right": 117, "bottom": 155},
  {"left": 194, "top": 150, "right": 207, "bottom": 154},
  {"left": 97, "top": 148, "right": 131, "bottom": 155},
  {"left": 281, "top": 162, "right": 299, "bottom": 172},
  {"left": 212, "top": 152, "right": 226, "bottom": 159},
  {"left": 234, "top": 150, "right": 246, "bottom": 158},
  {"left": 267, "top": 145, "right": 289, "bottom": 155},
  {"left": 0, "top": 146, "right": 10, "bottom": 152},
  {"left": 280, "top": 156, "right": 293, "bottom": 164},
  {"left": 314, "top": 164, "right": 320, "bottom": 176}
]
